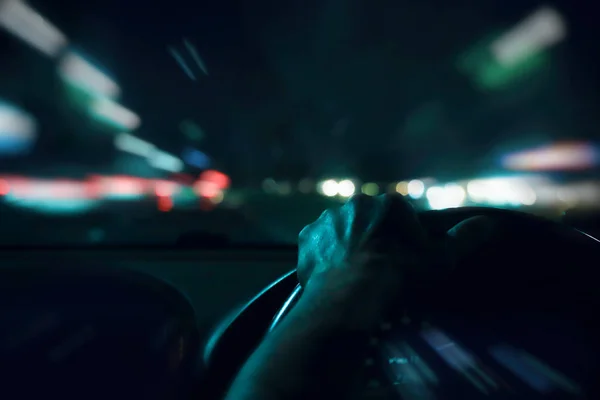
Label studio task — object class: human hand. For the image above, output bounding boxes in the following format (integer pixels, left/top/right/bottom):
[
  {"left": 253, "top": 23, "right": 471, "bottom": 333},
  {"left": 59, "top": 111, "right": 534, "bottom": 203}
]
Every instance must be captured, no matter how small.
[
  {"left": 296, "top": 193, "right": 495, "bottom": 331},
  {"left": 296, "top": 193, "right": 433, "bottom": 330}
]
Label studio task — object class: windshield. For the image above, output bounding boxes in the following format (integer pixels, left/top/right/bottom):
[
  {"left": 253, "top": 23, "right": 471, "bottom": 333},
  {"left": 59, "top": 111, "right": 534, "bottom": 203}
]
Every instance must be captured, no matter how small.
[{"left": 0, "top": 0, "right": 598, "bottom": 245}]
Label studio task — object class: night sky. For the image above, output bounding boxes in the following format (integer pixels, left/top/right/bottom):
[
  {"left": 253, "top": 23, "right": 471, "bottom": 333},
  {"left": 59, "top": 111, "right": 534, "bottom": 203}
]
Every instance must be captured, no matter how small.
[{"left": 2, "top": 0, "right": 598, "bottom": 183}]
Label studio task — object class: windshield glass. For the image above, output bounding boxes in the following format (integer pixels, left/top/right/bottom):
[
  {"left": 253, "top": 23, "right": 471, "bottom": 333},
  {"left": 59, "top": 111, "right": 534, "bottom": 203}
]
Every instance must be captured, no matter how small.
[{"left": 0, "top": 0, "right": 598, "bottom": 245}]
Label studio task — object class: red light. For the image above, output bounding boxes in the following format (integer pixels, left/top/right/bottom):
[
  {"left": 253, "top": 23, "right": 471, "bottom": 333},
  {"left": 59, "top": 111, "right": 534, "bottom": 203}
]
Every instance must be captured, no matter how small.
[
  {"left": 193, "top": 180, "right": 221, "bottom": 198},
  {"left": 154, "top": 180, "right": 176, "bottom": 197},
  {"left": 85, "top": 176, "right": 102, "bottom": 199},
  {"left": 52, "top": 179, "right": 86, "bottom": 199},
  {"left": 199, "top": 170, "right": 230, "bottom": 189},
  {"left": 0, "top": 179, "right": 8, "bottom": 196},
  {"left": 157, "top": 196, "right": 173, "bottom": 212},
  {"left": 9, "top": 179, "right": 31, "bottom": 197}
]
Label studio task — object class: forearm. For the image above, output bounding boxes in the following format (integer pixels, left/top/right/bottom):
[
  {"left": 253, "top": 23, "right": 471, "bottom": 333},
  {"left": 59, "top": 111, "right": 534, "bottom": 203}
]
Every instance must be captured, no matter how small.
[{"left": 224, "top": 291, "right": 365, "bottom": 400}]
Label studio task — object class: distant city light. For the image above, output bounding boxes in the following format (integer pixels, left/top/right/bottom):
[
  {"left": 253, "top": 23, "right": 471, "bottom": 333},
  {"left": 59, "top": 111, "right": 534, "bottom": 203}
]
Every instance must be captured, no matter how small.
[
  {"left": 408, "top": 180, "right": 425, "bottom": 199},
  {"left": 337, "top": 180, "right": 356, "bottom": 197},
  {"left": 320, "top": 179, "right": 338, "bottom": 197}
]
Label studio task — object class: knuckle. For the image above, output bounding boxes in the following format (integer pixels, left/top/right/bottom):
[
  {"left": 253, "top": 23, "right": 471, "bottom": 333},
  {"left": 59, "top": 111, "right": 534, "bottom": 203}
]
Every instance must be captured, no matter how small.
[
  {"left": 298, "top": 224, "right": 312, "bottom": 241},
  {"left": 298, "top": 208, "right": 336, "bottom": 244}
]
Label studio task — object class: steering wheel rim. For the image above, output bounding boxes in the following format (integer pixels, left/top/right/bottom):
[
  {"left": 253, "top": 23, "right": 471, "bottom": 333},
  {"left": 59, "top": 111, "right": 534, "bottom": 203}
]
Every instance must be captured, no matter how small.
[{"left": 268, "top": 206, "right": 599, "bottom": 333}]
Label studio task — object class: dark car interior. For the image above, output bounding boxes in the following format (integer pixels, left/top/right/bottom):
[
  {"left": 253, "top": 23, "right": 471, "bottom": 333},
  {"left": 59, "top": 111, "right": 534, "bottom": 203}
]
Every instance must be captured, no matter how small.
[{"left": 1, "top": 207, "right": 598, "bottom": 399}]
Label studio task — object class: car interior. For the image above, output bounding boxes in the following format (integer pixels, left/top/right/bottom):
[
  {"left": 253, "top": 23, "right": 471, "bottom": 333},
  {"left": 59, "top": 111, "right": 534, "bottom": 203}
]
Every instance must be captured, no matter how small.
[
  {"left": 1, "top": 206, "right": 598, "bottom": 399},
  {"left": 1, "top": 1, "right": 599, "bottom": 399}
]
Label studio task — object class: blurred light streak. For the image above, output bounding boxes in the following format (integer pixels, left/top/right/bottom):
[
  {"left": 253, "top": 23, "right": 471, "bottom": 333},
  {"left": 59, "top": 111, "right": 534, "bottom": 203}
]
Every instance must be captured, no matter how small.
[
  {"left": 2, "top": 197, "right": 99, "bottom": 214},
  {"left": 466, "top": 176, "right": 539, "bottom": 206},
  {"left": 0, "top": 175, "right": 195, "bottom": 203},
  {"left": 47, "top": 180, "right": 88, "bottom": 199},
  {"left": 84, "top": 175, "right": 103, "bottom": 199},
  {"left": 183, "top": 39, "right": 209, "bottom": 76},
  {"left": 105, "top": 176, "right": 145, "bottom": 198},
  {"left": 168, "top": 46, "right": 196, "bottom": 81},
  {"left": 422, "top": 327, "right": 498, "bottom": 394},
  {"left": 154, "top": 180, "right": 179, "bottom": 197},
  {"left": 489, "top": 345, "right": 582, "bottom": 395},
  {"left": 114, "top": 133, "right": 155, "bottom": 157},
  {"left": 1, "top": 178, "right": 100, "bottom": 214},
  {"left": 0, "top": 102, "right": 37, "bottom": 155},
  {"left": 0, "top": 175, "right": 27, "bottom": 195},
  {"left": 491, "top": 7, "right": 566, "bottom": 67},
  {"left": 90, "top": 98, "right": 140, "bottom": 130},
  {"left": 87, "top": 175, "right": 146, "bottom": 199},
  {"left": 0, "top": 177, "right": 91, "bottom": 199},
  {"left": 148, "top": 149, "right": 184, "bottom": 173},
  {"left": 58, "top": 52, "right": 121, "bottom": 98},
  {"left": 426, "top": 183, "right": 466, "bottom": 210},
  {"left": 502, "top": 142, "right": 597, "bottom": 171},
  {"left": 114, "top": 135, "right": 186, "bottom": 174},
  {"left": 556, "top": 181, "right": 600, "bottom": 207},
  {"left": 0, "top": 0, "right": 67, "bottom": 57}
]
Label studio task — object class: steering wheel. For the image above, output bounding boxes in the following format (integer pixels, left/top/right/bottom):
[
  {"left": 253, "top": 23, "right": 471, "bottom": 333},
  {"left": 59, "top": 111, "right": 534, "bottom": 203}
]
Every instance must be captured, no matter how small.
[{"left": 202, "top": 207, "right": 599, "bottom": 399}]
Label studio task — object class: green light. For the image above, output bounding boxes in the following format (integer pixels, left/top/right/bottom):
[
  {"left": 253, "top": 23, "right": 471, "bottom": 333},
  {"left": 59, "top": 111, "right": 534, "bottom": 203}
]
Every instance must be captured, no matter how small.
[
  {"left": 478, "top": 52, "right": 549, "bottom": 90},
  {"left": 456, "top": 31, "right": 551, "bottom": 91}
]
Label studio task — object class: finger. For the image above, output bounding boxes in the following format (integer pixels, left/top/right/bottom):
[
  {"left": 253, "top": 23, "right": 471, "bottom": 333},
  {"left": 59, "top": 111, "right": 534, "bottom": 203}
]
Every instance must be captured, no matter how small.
[
  {"left": 298, "top": 207, "right": 331, "bottom": 244},
  {"left": 371, "top": 194, "right": 429, "bottom": 251},
  {"left": 343, "top": 193, "right": 378, "bottom": 237},
  {"left": 297, "top": 208, "right": 340, "bottom": 286}
]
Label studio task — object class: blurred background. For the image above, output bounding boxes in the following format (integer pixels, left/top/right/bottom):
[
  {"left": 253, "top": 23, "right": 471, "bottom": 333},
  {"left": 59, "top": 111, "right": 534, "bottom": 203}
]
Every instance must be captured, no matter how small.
[{"left": 0, "top": 0, "right": 599, "bottom": 245}]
